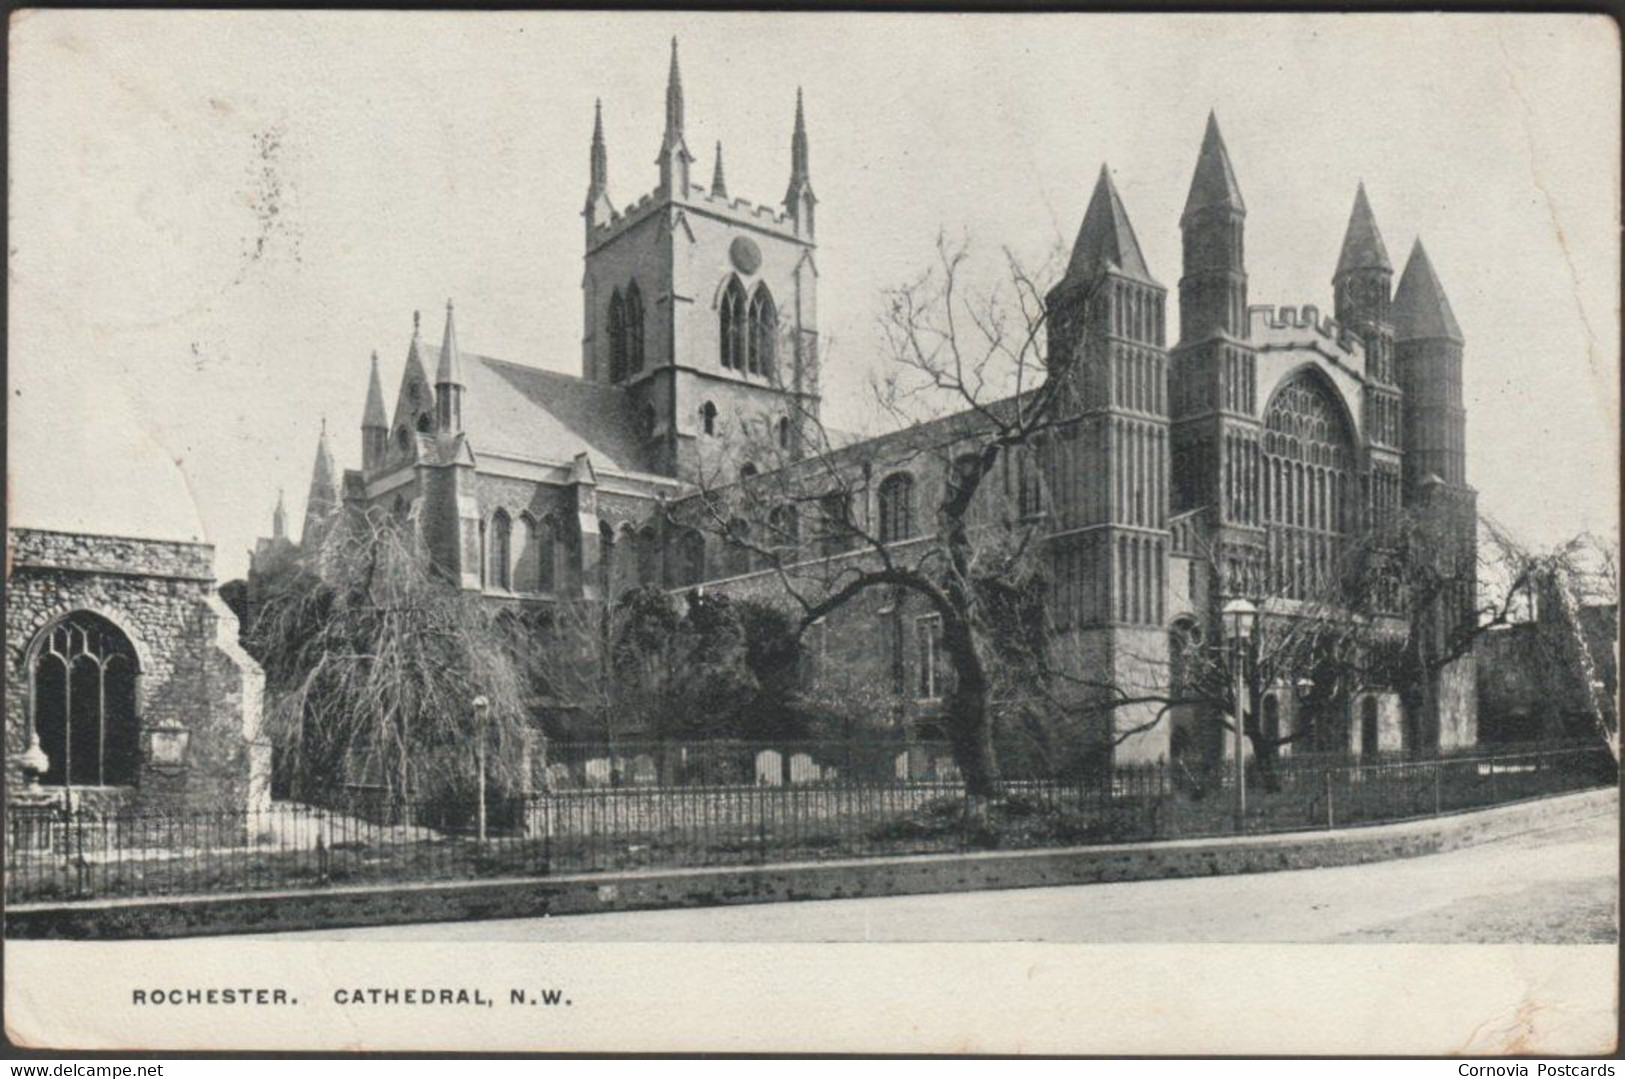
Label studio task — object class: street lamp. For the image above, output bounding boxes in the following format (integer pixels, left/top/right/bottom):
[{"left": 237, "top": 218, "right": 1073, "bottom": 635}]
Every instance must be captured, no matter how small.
[
  {"left": 472, "top": 695, "right": 490, "bottom": 844},
  {"left": 1221, "top": 598, "right": 1258, "bottom": 833}
]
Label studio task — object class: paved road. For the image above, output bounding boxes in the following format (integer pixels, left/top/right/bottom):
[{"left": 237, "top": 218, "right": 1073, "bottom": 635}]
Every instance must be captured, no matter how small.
[{"left": 267, "top": 810, "right": 1618, "bottom": 944}]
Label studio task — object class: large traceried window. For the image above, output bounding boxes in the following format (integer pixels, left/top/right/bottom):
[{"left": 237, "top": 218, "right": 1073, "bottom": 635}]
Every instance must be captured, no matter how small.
[
  {"left": 878, "top": 472, "right": 916, "bottom": 543},
  {"left": 607, "top": 290, "right": 628, "bottom": 383},
  {"left": 748, "top": 285, "right": 777, "bottom": 377},
  {"left": 1262, "top": 372, "right": 1355, "bottom": 600},
  {"left": 30, "top": 612, "right": 141, "bottom": 787},
  {"left": 719, "top": 277, "right": 748, "bottom": 371},
  {"left": 624, "top": 281, "right": 645, "bottom": 375}
]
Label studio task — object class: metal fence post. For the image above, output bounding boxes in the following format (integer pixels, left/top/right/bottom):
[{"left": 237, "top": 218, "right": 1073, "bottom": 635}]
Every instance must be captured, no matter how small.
[
  {"left": 1324, "top": 769, "right": 1335, "bottom": 830},
  {"left": 1433, "top": 762, "right": 1442, "bottom": 816}
]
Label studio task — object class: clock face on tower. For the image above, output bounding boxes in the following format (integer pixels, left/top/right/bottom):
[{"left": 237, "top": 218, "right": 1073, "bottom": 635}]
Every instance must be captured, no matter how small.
[{"left": 729, "top": 236, "right": 762, "bottom": 275}]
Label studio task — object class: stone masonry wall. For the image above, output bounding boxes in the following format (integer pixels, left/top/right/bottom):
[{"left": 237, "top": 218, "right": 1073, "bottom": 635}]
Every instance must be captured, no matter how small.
[{"left": 6, "top": 528, "right": 267, "bottom": 812}]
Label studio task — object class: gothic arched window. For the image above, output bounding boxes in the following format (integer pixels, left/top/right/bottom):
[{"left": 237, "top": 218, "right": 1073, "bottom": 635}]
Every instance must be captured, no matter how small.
[
  {"left": 395, "top": 427, "right": 410, "bottom": 453},
  {"left": 29, "top": 612, "right": 141, "bottom": 787},
  {"left": 769, "top": 504, "right": 801, "bottom": 555},
  {"left": 1262, "top": 372, "right": 1355, "bottom": 601},
  {"left": 719, "top": 277, "right": 747, "bottom": 371},
  {"left": 537, "top": 515, "right": 558, "bottom": 593},
  {"left": 624, "top": 282, "right": 645, "bottom": 375},
  {"left": 748, "top": 285, "right": 777, "bottom": 377},
  {"left": 878, "top": 472, "right": 916, "bottom": 544},
  {"left": 607, "top": 289, "right": 628, "bottom": 382},
  {"left": 701, "top": 401, "right": 718, "bottom": 436},
  {"left": 777, "top": 416, "right": 791, "bottom": 450},
  {"left": 818, "top": 490, "right": 854, "bottom": 556},
  {"left": 489, "top": 511, "right": 512, "bottom": 591},
  {"left": 672, "top": 528, "right": 706, "bottom": 587},
  {"left": 517, "top": 513, "right": 540, "bottom": 593},
  {"left": 415, "top": 414, "right": 432, "bottom": 434}
]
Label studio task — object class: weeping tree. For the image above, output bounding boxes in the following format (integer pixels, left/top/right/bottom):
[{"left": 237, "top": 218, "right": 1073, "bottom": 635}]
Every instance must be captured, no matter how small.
[{"left": 247, "top": 509, "right": 530, "bottom": 817}]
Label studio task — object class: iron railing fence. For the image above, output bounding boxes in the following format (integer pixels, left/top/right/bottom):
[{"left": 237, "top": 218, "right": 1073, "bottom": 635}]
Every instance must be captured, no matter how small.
[{"left": 5, "top": 742, "right": 1614, "bottom": 905}]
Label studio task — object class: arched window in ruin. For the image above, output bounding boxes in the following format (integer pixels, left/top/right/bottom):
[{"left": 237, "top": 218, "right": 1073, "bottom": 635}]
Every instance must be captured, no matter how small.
[
  {"left": 748, "top": 285, "right": 777, "bottom": 377},
  {"left": 719, "top": 277, "right": 748, "bottom": 371},
  {"left": 29, "top": 612, "right": 141, "bottom": 787},
  {"left": 623, "top": 281, "right": 645, "bottom": 375},
  {"left": 878, "top": 472, "right": 916, "bottom": 544},
  {"left": 607, "top": 289, "right": 628, "bottom": 383}
]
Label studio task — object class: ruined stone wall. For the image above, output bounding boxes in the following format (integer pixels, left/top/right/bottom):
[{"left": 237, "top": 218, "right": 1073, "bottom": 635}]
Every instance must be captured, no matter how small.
[{"left": 6, "top": 528, "right": 267, "bottom": 812}]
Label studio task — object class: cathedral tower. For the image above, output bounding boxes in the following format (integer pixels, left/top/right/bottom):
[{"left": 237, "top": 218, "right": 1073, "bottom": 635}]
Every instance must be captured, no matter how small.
[
  {"left": 1394, "top": 238, "right": 1477, "bottom": 747},
  {"left": 579, "top": 41, "right": 819, "bottom": 484},
  {"left": 1170, "top": 113, "right": 1263, "bottom": 592},
  {"left": 1334, "top": 184, "right": 1403, "bottom": 531},
  {"left": 1045, "top": 166, "right": 1171, "bottom": 763}
]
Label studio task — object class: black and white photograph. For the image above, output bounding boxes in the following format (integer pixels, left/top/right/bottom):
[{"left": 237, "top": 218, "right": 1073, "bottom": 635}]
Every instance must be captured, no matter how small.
[{"left": 3, "top": 9, "right": 1618, "bottom": 1058}]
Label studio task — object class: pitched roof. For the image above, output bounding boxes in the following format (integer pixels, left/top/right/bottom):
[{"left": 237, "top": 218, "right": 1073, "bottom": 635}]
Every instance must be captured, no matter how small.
[
  {"left": 1393, "top": 240, "right": 1463, "bottom": 343},
  {"left": 1335, "top": 183, "right": 1392, "bottom": 277},
  {"left": 463, "top": 355, "right": 650, "bottom": 473},
  {"left": 1182, "top": 112, "right": 1245, "bottom": 222},
  {"left": 1063, "top": 166, "right": 1156, "bottom": 286}
]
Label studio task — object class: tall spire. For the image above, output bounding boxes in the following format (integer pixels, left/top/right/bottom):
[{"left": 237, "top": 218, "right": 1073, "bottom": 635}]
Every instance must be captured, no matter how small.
[
  {"left": 657, "top": 37, "right": 694, "bottom": 194},
  {"left": 391, "top": 309, "right": 435, "bottom": 440},
  {"left": 1063, "top": 165, "right": 1155, "bottom": 286},
  {"left": 1182, "top": 111, "right": 1245, "bottom": 223},
  {"left": 784, "top": 87, "right": 816, "bottom": 236},
  {"left": 791, "top": 86, "right": 809, "bottom": 183},
  {"left": 436, "top": 300, "right": 465, "bottom": 434},
  {"left": 711, "top": 141, "right": 728, "bottom": 198},
  {"left": 1393, "top": 239, "right": 1463, "bottom": 342},
  {"left": 363, "top": 350, "right": 387, "bottom": 429},
  {"left": 590, "top": 98, "right": 608, "bottom": 192},
  {"left": 272, "top": 488, "right": 287, "bottom": 541},
  {"left": 584, "top": 99, "right": 615, "bottom": 234},
  {"left": 302, "top": 420, "right": 339, "bottom": 548},
  {"left": 436, "top": 299, "right": 462, "bottom": 386},
  {"left": 665, "top": 37, "right": 684, "bottom": 142},
  {"left": 1335, "top": 182, "right": 1392, "bottom": 278},
  {"left": 362, "top": 349, "right": 388, "bottom": 471}
]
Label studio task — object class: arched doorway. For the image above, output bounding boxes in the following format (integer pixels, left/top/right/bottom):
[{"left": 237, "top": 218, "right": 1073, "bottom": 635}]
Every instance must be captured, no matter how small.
[{"left": 29, "top": 612, "right": 142, "bottom": 787}]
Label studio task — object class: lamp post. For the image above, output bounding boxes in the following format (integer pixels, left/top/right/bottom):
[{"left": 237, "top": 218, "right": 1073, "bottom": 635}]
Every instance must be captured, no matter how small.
[
  {"left": 1221, "top": 598, "right": 1258, "bottom": 834},
  {"left": 472, "top": 695, "right": 490, "bottom": 844}
]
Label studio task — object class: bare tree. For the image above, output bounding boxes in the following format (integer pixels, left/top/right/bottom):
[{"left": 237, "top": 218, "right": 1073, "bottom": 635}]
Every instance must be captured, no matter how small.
[{"left": 673, "top": 234, "right": 1089, "bottom": 801}]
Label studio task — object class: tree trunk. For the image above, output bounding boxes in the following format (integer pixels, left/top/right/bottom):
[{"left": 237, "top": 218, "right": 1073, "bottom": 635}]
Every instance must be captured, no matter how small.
[{"left": 941, "top": 614, "right": 1001, "bottom": 801}]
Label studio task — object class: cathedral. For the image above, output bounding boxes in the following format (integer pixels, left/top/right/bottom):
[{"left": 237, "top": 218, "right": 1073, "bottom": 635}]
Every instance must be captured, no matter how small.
[{"left": 256, "top": 41, "right": 1478, "bottom": 768}]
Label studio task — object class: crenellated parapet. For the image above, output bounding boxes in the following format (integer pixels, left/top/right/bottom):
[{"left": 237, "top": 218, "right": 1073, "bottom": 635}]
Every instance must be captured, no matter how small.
[
  {"left": 588, "top": 185, "right": 804, "bottom": 252},
  {"left": 1248, "top": 304, "right": 1367, "bottom": 373}
]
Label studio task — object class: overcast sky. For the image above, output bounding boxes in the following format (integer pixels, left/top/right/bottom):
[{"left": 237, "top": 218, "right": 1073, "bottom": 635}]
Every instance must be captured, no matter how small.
[{"left": 10, "top": 11, "right": 1618, "bottom": 580}]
